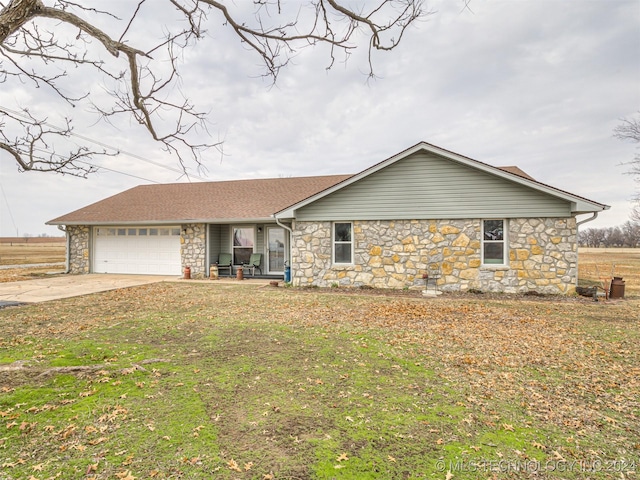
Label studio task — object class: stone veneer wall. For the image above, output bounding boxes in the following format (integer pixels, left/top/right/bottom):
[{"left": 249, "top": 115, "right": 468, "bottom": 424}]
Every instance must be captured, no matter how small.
[
  {"left": 67, "top": 225, "right": 90, "bottom": 274},
  {"left": 291, "top": 218, "right": 577, "bottom": 294},
  {"left": 181, "top": 223, "right": 207, "bottom": 278}
]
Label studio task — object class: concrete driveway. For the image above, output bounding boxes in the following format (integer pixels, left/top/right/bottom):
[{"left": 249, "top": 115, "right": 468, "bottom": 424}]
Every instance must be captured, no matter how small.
[{"left": 0, "top": 274, "right": 177, "bottom": 304}]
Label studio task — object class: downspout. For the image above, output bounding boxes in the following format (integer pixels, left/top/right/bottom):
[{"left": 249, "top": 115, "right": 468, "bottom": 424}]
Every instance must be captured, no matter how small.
[
  {"left": 574, "top": 212, "right": 599, "bottom": 288},
  {"left": 57, "top": 225, "right": 70, "bottom": 274},
  {"left": 576, "top": 212, "right": 598, "bottom": 227},
  {"left": 274, "top": 216, "right": 293, "bottom": 282}
]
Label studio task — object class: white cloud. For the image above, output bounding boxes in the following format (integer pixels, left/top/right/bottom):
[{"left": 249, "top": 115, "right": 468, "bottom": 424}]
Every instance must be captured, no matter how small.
[{"left": 1, "top": 0, "right": 638, "bottom": 235}]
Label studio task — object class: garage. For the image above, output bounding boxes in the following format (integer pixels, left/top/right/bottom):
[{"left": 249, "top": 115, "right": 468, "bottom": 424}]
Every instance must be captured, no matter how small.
[{"left": 93, "top": 226, "right": 181, "bottom": 275}]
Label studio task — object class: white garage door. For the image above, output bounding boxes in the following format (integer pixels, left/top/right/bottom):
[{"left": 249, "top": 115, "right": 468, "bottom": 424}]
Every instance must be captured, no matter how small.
[{"left": 94, "top": 226, "right": 181, "bottom": 275}]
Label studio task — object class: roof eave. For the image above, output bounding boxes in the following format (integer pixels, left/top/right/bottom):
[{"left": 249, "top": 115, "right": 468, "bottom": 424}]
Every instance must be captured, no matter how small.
[
  {"left": 47, "top": 217, "right": 277, "bottom": 226},
  {"left": 274, "top": 141, "right": 610, "bottom": 218},
  {"left": 571, "top": 202, "right": 611, "bottom": 215}
]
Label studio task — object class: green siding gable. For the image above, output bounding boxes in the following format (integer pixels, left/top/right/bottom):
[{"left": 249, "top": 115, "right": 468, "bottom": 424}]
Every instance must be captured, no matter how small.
[{"left": 295, "top": 151, "right": 571, "bottom": 221}]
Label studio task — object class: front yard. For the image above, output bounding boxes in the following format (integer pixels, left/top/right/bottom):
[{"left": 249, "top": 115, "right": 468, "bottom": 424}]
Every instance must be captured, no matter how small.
[{"left": 1, "top": 282, "right": 638, "bottom": 479}]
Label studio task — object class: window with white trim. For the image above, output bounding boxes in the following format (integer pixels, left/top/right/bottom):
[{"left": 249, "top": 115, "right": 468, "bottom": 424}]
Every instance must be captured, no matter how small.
[
  {"left": 333, "top": 222, "right": 353, "bottom": 264},
  {"left": 482, "top": 219, "right": 507, "bottom": 265},
  {"left": 233, "top": 227, "right": 254, "bottom": 265}
]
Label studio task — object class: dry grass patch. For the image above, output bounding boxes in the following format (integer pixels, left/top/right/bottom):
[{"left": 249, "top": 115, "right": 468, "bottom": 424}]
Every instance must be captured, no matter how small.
[
  {"left": 0, "top": 241, "right": 65, "bottom": 266},
  {"left": 1, "top": 282, "right": 638, "bottom": 479},
  {"left": 579, "top": 248, "right": 640, "bottom": 297},
  {"left": 0, "top": 239, "right": 66, "bottom": 282}
]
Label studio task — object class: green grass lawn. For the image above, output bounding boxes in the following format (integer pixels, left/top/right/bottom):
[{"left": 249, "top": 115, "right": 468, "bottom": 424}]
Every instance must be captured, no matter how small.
[{"left": 1, "top": 282, "right": 638, "bottom": 479}]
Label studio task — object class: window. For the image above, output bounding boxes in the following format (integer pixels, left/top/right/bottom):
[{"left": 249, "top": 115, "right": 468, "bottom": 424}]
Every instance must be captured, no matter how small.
[
  {"left": 333, "top": 222, "right": 353, "bottom": 264},
  {"left": 233, "top": 227, "right": 254, "bottom": 265},
  {"left": 482, "top": 219, "right": 507, "bottom": 265}
]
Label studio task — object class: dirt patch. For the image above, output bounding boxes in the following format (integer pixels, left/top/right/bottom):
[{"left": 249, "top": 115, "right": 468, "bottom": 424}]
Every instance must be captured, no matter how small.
[{"left": 0, "top": 266, "right": 65, "bottom": 283}]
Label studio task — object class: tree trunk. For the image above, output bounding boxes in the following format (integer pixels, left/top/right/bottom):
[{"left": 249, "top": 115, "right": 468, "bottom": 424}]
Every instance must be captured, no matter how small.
[{"left": 0, "top": 0, "right": 43, "bottom": 43}]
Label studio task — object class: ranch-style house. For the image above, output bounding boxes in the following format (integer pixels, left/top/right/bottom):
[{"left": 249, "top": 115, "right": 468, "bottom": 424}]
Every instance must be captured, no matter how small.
[{"left": 47, "top": 142, "right": 609, "bottom": 294}]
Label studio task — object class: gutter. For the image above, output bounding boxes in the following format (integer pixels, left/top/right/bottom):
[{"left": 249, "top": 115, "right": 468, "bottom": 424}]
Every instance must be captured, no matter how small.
[{"left": 57, "top": 225, "right": 70, "bottom": 273}]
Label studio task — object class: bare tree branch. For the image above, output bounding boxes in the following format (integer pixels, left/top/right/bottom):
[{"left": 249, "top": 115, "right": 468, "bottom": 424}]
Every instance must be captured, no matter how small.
[
  {"left": 614, "top": 111, "right": 640, "bottom": 221},
  {"left": 0, "top": 106, "right": 113, "bottom": 177},
  {"left": 0, "top": 0, "right": 428, "bottom": 176}
]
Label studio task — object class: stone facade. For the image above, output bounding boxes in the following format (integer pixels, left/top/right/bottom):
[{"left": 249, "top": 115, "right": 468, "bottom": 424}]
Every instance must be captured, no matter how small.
[
  {"left": 180, "top": 223, "right": 207, "bottom": 278},
  {"left": 291, "top": 218, "right": 577, "bottom": 294},
  {"left": 67, "top": 225, "right": 90, "bottom": 274}
]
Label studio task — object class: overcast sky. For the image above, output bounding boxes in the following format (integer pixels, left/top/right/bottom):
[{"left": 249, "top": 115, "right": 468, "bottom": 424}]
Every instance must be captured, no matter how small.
[{"left": 1, "top": 0, "right": 638, "bottom": 236}]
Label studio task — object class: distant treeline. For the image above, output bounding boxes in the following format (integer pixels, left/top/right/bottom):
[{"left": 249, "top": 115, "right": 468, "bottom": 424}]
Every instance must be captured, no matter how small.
[
  {"left": 579, "top": 221, "right": 640, "bottom": 248},
  {"left": 0, "top": 236, "right": 65, "bottom": 244}
]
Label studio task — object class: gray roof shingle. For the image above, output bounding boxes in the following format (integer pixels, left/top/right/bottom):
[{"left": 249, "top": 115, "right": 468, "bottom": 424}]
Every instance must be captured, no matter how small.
[{"left": 48, "top": 175, "right": 352, "bottom": 225}]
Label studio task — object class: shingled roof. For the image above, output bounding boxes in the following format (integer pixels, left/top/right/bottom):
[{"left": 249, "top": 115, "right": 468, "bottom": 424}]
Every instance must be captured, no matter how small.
[
  {"left": 49, "top": 140, "right": 607, "bottom": 226},
  {"left": 47, "top": 175, "right": 352, "bottom": 225}
]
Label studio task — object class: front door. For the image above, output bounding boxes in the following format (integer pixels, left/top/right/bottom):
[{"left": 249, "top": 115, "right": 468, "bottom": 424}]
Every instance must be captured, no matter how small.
[{"left": 266, "top": 227, "right": 285, "bottom": 274}]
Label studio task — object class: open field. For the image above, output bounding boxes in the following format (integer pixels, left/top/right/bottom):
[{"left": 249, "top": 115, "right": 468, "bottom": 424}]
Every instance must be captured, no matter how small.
[
  {"left": 578, "top": 248, "right": 640, "bottom": 297},
  {"left": 0, "top": 238, "right": 65, "bottom": 267},
  {"left": 1, "top": 276, "right": 638, "bottom": 478}
]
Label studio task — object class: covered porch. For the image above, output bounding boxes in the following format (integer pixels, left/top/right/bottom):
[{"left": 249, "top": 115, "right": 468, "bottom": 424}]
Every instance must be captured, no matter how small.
[{"left": 207, "top": 222, "right": 289, "bottom": 280}]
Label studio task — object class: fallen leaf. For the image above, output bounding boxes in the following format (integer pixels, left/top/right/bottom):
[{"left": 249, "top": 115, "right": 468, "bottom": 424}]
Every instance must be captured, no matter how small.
[
  {"left": 89, "top": 437, "right": 108, "bottom": 445},
  {"left": 227, "top": 459, "right": 242, "bottom": 472},
  {"left": 115, "top": 471, "right": 136, "bottom": 480}
]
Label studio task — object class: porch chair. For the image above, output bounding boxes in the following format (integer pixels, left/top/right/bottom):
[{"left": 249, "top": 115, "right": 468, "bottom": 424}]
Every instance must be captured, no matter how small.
[
  {"left": 243, "top": 253, "right": 262, "bottom": 276},
  {"left": 217, "top": 253, "right": 233, "bottom": 277}
]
